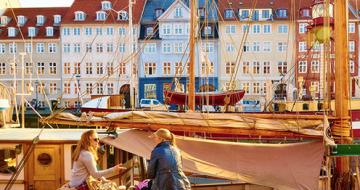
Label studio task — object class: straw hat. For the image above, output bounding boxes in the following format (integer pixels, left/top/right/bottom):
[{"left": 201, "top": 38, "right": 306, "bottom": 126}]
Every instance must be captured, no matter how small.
[{"left": 149, "top": 128, "right": 173, "bottom": 141}]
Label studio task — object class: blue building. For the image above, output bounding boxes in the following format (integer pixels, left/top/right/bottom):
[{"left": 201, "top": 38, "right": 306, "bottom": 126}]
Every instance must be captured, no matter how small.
[{"left": 138, "top": 0, "right": 219, "bottom": 104}]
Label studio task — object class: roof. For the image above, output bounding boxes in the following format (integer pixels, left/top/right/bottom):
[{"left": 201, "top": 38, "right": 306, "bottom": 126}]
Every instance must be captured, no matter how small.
[
  {"left": 0, "top": 7, "right": 69, "bottom": 40},
  {"left": 62, "top": 0, "right": 146, "bottom": 25}
]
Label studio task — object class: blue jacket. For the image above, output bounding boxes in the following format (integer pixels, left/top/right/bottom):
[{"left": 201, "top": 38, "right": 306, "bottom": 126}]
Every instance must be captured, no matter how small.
[{"left": 147, "top": 141, "right": 191, "bottom": 190}]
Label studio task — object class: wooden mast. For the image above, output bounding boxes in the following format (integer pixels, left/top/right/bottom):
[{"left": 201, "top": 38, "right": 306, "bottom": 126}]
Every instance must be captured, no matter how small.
[
  {"left": 333, "top": 0, "right": 352, "bottom": 187},
  {"left": 188, "top": 0, "right": 196, "bottom": 111}
]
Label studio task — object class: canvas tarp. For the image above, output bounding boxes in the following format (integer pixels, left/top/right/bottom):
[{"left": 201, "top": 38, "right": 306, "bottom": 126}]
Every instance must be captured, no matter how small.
[{"left": 102, "top": 129, "right": 325, "bottom": 190}]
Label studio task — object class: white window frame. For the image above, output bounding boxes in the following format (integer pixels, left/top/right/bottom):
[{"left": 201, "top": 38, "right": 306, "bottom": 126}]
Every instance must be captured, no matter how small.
[
  {"left": 46, "top": 27, "right": 54, "bottom": 37},
  {"left": 298, "top": 61, "right": 307, "bottom": 73},
  {"left": 48, "top": 43, "right": 57, "bottom": 53},
  {"left": 36, "top": 15, "right": 45, "bottom": 25},
  {"left": 28, "top": 27, "right": 36, "bottom": 37},
  {"left": 8, "top": 27, "right": 16, "bottom": 37},
  {"left": 96, "top": 11, "right": 107, "bottom": 21},
  {"left": 75, "top": 11, "right": 85, "bottom": 21},
  {"left": 54, "top": 15, "right": 61, "bottom": 24}
]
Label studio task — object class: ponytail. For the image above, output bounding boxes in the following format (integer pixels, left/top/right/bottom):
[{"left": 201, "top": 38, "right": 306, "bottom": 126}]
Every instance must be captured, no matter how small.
[{"left": 170, "top": 133, "right": 176, "bottom": 147}]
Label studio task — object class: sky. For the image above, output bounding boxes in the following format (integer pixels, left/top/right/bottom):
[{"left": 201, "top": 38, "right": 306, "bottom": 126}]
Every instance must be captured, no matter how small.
[{"left": 19, "top": 0, "right": 74, "bottom": 7}]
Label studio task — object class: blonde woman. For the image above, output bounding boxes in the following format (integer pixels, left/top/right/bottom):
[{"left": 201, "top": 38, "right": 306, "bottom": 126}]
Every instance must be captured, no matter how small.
[
  {"left": 148, "top": 128, "right": 191, "bottom": 190},
  {"left": 69, "top": 130, "right": 125, "bottom": 189}
]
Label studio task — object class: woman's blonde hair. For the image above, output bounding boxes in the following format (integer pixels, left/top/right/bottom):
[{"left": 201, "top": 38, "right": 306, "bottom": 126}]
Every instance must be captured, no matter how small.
[
  {"left": 152, "top": 128, "right": 176, "bottom": 146},
  {"left": 72, "top": 130, "right": 98, "bottom": 161}
]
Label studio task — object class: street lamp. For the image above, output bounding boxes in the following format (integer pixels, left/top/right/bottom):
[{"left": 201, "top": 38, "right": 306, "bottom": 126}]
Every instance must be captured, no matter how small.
[
  {"left": 307, "top": 0, "right": 334, "bottom": 44},
  {"left": 75, "top": 74, "right": 81, "bottom": 112}
]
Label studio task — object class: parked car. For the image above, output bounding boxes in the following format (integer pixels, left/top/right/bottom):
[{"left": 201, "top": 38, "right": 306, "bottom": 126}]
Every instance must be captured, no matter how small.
[{"left": 139, "top": 99, "right": 168, "bottom": 111}]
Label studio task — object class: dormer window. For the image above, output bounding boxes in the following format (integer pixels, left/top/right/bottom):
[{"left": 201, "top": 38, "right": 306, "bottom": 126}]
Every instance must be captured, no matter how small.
[
  {"left": 198, "top": 8, "right": 205, "bottom": 18},
  {"left": 36, "top": 15, "right": 45, "bottom": 25},
  {"left": 8, "top": 27, "right": 16, "bottom": 37},
  {"left": 54, "top": 15, "right": 61, "bottom": 24},
  {"left": 96, "top": 11, "right": 106, "bottom": 21},
  {"left": 146, "top": 27, "right": 154, "bottom": 36},
  {"left": 262, "top": 9, "right": 271, "bottom": 19},
  {"left": 28, "top": 27, "right": 36, "bottom": 37},
  {"left": 204, "top": 26, "right": 212, "bottom": 35},
  {"left": 46, "top": 27, "right": 54, "bottom": 37},
  {"left": 17, "top": 15, "right": 26, "bottom": 26},
  {"left": 155, "top": 8, "right": 164, "bottom": 18},
  {"left": 277, "top": 9, "right": 288, "bottom": 18},
  {"left": 101, "top": 1, "right": 112, "bottom": 10},
  {"left": 252, "top": 10, "right": 259, "bottom": 20},
  {"left": 225, "top": 9, "right": 235, "bottom": 19},
  {"left": 239, "top": 9, "right": 249, "bottom": 19},
  {"left": 75, "top": 11, "right": 86, "bottom": 21},
  {"left": 1, "top": 16, "right": 9, "bottom": 26},
  {"left": 300, "top": 8, "right": 311, "bottom": 17},
  {"left": 175, "top": 7, "right": 182, "bottom": 18},
  {"left": 117, "top": 11, "right": 128, "bottom": 20}
]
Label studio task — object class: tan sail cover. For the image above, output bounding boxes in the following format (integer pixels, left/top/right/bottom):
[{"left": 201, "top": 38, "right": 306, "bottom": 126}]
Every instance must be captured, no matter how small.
[{"left": 102, "top": 129, "right": 324, "bottom": 190}]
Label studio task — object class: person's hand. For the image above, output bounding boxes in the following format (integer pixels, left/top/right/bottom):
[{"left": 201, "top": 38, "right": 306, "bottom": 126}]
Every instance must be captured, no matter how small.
[{"left": 114, "top": 164, "right": 127, "bottom": 173}]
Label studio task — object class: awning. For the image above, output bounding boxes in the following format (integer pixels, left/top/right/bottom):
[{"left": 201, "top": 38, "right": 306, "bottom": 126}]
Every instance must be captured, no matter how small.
[{"left": 102, "top": 129, "right": 324, "bottom": 190}]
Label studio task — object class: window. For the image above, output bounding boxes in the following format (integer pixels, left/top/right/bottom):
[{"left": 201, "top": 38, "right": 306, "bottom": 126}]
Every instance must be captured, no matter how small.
[
  {"left": 253, "top": 42, "right": 260, "bottom": 52},
  {"left": 36, "top": 43, "right": 45, "bottom": 53},
  {"left": 162, "top": 24, "right": 171, "bottom": 35},
  {"left": 252, "top": 10, "right": 259, "bottom": 20},
  {"left": 263, "top": 42, "right": 271, "bottom": 52},
  {"left": 243, "top": 42, "right": 251, "bottom": 52},
  {"left": 46, "top": 27, "right": 54, "bottom": 36},
  {"left": 63, "top": 44, "right": 70, "bottom": 53},
  {"left": 242, "top": 25, "right": 249, "bottom": 33},
  {"left": 262, "top": 9, "right": 271, "bottom": 19},
  {"left": 119, "top": 43, "right": 125, "bottom": 52},
  {"left": 85, "top": 27, "right": 92, "bottom": 35},
  {"left": 225, "top": 9, "right": 235, "bottom": 19},
  {"left": 64, "top": 63, "right": 71, "bottom": 74},
  {"left": 85, "top": 43, "right": 92, "bottom": 52},
  {"left": 263, "top": 61, "right": 270, "bottom": 74},
  {"left": 107, "top": 83, "right": 114, "bottom": 94},
  {"left": 74, "top": 63, "right": 81, "bottom": 74},
  {"left": 175, "top": 62, "right": 184, "bottom": 75},
  {"left": 74, "top": 43, "right": 81, "bottom": 53},
  {"left": 310, "top": 81, "right": 319, "bottom": 94},
  {"left": 119, "top": 27, "right": 126, "bottom": 35},
  {"left": 1, "top": 16, "right": 9, "bottom": 26},
  {"left": 48, "top": 43, "right": 56, "bottom": 53},
  {"left": 301, "top": 8, "right": 310, "bottom": 17},
  {"left": 204, "top": 26, "right": 212, "bottom": 35},
  {"left": 49, "top": 62, "right": 56, "bottom": 74},
  {"left": 63, "top": 28, "right": 70, "bottom": 36},
  {"left": 49, "top": 82, "right": 57, "bottom": 94},
  {"left": 0, "top": 147, "right": 19, "bottom": 174},
  {"left": 0, "top": 43, "right": 5, "bottom": 53},
  {"left": 277, "top": 9, "right": 288, "bottom": 18},
  {"left": 75, "top": 11, "right": 85, "bottom": 21},
  {"left": 145, "top": 63, "right": 156, "bottom": 75},
  {"left": 96, "top": 11, "right": 106, "bottom": 21},
  {"left": 96, "top": 43, "right": 103, "bottom": 53},
  {"left": 119, "top": 62, "right": 126, "bottom": 75},
  {"left": 349, "top": 23, "right": 355, "bottom": 33},
  {"left": 298, "top": 61, "right": 307, "bottom": 73},
  {"left": 107, "top": 62, "right": 114, "bottom": 75},
  {"left": 101, "top": 1, "right": 112, "bottom": 10},
  {"left": 174, "top": 24, "right": 183, "bottom": 35},
  {"left": 226, "top": 62, "right": 235, "bottom": 74},
  {"left": 277, "top": 42, "right": 287, "bottom": 52},
  {"left": 86, "top": 83, "right": 93, "bottom": 94},
  {"left": 144, "top": 84, "right": 156, "bottom": 99},
  {"left": 106, "top": 27, "right": 114, "bottom": 35},
  {"left": 278, "top": 61, "right": 287, "bottom": 75},
  {"left": 226, "top": 43, "right": 235, "bottom": 52},
  {"left": 28, "top": 27, "right": 36, "bottom": 37},
  {"left": 117, "top": 11, "right": 128, "bottom": 20},
  {"left": 175, "top": 7, "right": 182, "bottom": 17},
  {"left": 155, "top": 8, "right": 164, "bottom": 18},
  {"left": 253, "top": 62, "right": 260, "bottom": 74},
  {"left": 311, "top": 60, "right": 320, "bottom": 73},
  {"left": 9, "top": 63, "right": 16, "bottom": 74},
  {"left": 9, "top": 43, "right": 17, "bottom": 54},
  {"left": 253, "top": 82, "right": 260, "bottom": 94},
  {"left": 174, "top": 42, "right": 183, "bottom": 53},
  {"left": 225, "top": 25, "right": 236, "bottom": 34},
  {"left": 146, "top": 27, "right": 154, "bottom": 36},
  {"left": 74, "top": 28, "right": 80, "bottom": 35},
  {"left": 299, "top": 23, "right": 308, "bottom": 33},
  {"left": 96, "top": 28, "right": 103, "bottom": 35},
  {"left": 163, "top": 62, "right": 171, "bottom": 75},
  {"left": 25, "top": 62, "right": 32, "bottom": 74},
  {"left": 144, "top": 43, "right": 156, "bottom": 54},
  {"left": 96, "top": 63, "right": 103, "bottom": 74},
  {"left": 349, "top": 41, "right": 355, "bottom": 52},
  {"left": 86, "top": 62, "right": 92, "bottom": 74},
  {"left": 64, "top": 83, "right": 70, "bottom": 94},
  {"left": 350, "top": 60, "right": 355, "bottom": 73},
  {"left": 37, "top": 62, "right": 45, "bottom": 75},
  {"left": 201, "top": 62, "right": 214, "bottom": 75},
  {"left": 312, "top": 43, "right": 321, "bottom": 52},
  {"left": 0, "top": 63, "right": 6, "bottom": 75},
  {"left": 252, "top": 24, "right": 260, "bottom": 33},
  {"left": 243, "top": 62, "right": 250, "bottom": 74},
  {"left": 36, "top": 15, "right": 45, "bottom": 25},
  {"left": 202, "top": 43, "right": 214, "bottom": 53},
  {"left": 162, "top": 43, "right": 171, "bottom": 53},
  {"left": 74, "top": 82, "right": 80, "bottom": 95},
  {"left": 242, "top": 83, "right": 250, "bottom": 94},
  {"left": 54, "top": 15, "right": 61, "bottom": 24},
  {"left": 198, "top": 8, "right": 205, "bottom": 18},
  {"left": 8, "top": 27, "right": 16, "bottom": 37},
  {"left": 299, "top": 42, "right": 307, "bottom": 52},
  {"left": 106, "top": 43, "right": 113, "bottom": 52},
  {"left": 278, "top": 25, "right": 288, "bottom": 33},
  {"left": 263, "top": 24, "right": 271, "bottom": 33},
  {"left": 240, "top": 10, "right": 250, "bottom": 19}
]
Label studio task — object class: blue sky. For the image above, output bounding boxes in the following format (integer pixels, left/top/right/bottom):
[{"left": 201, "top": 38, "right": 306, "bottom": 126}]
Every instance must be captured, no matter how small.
[{"left": 19, "top": 0, "right": 74, "bottom": 7}]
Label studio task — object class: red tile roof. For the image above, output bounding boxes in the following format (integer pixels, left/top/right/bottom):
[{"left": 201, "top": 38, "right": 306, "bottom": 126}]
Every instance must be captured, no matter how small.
[
  {"left": 61, "top": 0, "right": 146, "bottom": 24},
  {"left": 0, "top": 7, "right": 69, "bottom": 40}
]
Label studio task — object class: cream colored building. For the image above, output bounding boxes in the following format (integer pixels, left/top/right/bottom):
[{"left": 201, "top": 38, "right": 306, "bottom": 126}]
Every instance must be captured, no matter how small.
[
  {"left": 60, "top": 0, "right": 146, "bottom": 108},
  {"left": 218, "top": 6, "right": 296, "bottom": 110},
  {"left": 0, "top": 7, "right": 68, "bottom": 109},
  {"left": 0, "top": 0, "right": 20, "bottom": 15}
]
